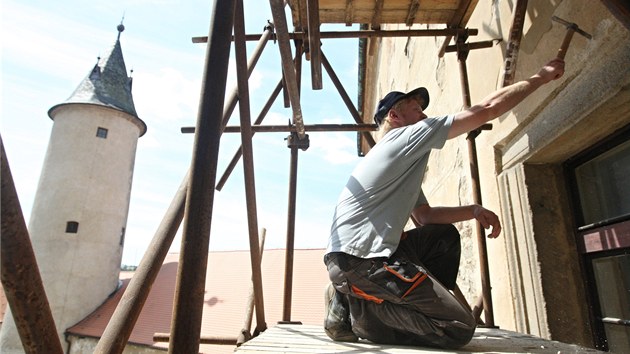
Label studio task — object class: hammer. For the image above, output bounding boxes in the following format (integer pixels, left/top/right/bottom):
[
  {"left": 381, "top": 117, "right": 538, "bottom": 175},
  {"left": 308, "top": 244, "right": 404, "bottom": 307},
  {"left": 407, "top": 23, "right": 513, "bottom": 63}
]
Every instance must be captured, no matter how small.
[{"left": 552, "top": 16, "right": 592, "bottom": 59}]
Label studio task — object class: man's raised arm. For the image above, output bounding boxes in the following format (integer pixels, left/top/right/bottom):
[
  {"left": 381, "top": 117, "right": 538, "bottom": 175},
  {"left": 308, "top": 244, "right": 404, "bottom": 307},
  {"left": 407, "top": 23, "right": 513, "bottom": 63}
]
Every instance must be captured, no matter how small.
[{"left": 448, "top": 58, "right": 565, "bottom": 139}]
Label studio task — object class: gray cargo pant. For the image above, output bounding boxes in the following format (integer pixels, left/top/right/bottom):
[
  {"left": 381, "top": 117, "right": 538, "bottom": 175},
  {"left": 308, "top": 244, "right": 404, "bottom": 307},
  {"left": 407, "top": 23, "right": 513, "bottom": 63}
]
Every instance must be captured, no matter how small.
[{"left": 324, "top": 224, "right": 476, "bottom": 348}]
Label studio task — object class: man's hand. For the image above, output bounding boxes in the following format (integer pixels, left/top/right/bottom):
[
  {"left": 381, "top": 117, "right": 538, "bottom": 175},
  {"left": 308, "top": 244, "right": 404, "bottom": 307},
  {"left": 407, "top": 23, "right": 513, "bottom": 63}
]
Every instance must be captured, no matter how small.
[
  {"left": 535, "top": 58, "right": 565, "bottom": 82},
  {"left": 472, "top": 205, "right": 502, "bottom": 238}
]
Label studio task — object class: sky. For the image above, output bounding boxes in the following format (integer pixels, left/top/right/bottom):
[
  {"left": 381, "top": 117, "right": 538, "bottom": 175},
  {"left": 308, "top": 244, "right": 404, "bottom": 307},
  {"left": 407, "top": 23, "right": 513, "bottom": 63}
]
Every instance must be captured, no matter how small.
[{"left": 1, "top": 0, "right": 365, "bottom": 266}]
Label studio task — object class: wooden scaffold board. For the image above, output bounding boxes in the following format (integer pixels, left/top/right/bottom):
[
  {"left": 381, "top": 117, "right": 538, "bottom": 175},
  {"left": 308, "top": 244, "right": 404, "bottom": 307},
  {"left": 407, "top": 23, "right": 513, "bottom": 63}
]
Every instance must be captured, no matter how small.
[{"left": 235, "top": 324, "right": 602, "bottom": 353}]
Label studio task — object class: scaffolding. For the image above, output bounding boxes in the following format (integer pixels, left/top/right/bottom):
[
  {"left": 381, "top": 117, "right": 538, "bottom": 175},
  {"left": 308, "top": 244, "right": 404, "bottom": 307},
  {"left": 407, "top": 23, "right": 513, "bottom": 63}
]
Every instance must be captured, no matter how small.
[{"left": 1, "top": 0, "right": 540, "bottom": 353}]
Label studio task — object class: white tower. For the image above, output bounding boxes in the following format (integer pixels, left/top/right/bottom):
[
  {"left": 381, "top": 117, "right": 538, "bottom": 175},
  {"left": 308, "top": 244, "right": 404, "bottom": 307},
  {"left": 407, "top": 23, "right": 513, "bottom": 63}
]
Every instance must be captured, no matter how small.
[{"left": 0, "top": 24, "right": 146, "bottom": 353}]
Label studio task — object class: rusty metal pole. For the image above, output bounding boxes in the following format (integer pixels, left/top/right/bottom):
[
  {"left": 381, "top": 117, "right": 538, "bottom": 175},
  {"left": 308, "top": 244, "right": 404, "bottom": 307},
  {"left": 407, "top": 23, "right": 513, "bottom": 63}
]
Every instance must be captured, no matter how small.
[
  {"left": 294, "top": 43, "right": 303, "bottom": 100},
  {"left": 237, "top": 228, "right": 266, "bottom": 346},
  {"left": 0, "top": 137, "right": 64, "bottom": 354},
  {"left": 220, "top": 21, "right": 275, "bottom": 131},
  {"left": 306, "top": 0, "right": 322, "bottom": 89},
  {"left": 95, "top": 171, "right": 188, "bottom": 353},
  {"left": 321, "top": 51, "right": 376, "bottom": 148},
  {"left": 155, "top": 334, "right": 237, "bottom": 345},
  {"left": 269, "top": 0, "right": 306, "bottom": 139},
  {"left": 234, "top": 0, "right": 267, "bottom": 334},
  {"left": 502, "top": 0, "right": 528, "bottom": 87},
  {"left": 216, "top": 32, "right": 301, "bottom": 191},
  {"left": 281, "top": 40, "right": 305, "bottom": 323},
  {"left": 282, "top": 134, "right": 304, "bottom": 322},
  {"left": 168, "top": 0, "right": 235, "bottom": 352},
  {"left": 456, "top": 36, "right": 495, "bottom": 327},
  {"left": 183, "top": 123, "right": 378, "bottom": 135},
  {"left": 216, "top": 79, "right": 283, "bottom": 191},
  {"left": 457, "top": 39, "right": 472, "bottom": 108},
  {"left": 282, "top": 143, "right": 298, "bottom": 322},
  {"left": 193, "top": 28, "right": 477, "bottom": 43},
  {"left": 466, "top": 129, "right": 495, "bottom": 327}
]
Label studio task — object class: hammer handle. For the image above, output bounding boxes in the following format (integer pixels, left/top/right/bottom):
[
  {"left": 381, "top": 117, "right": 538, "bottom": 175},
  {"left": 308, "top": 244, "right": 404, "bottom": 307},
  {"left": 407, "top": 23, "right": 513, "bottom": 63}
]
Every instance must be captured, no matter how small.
[{"left": 557, "top": 28, "right": 575, "bottom": 60}]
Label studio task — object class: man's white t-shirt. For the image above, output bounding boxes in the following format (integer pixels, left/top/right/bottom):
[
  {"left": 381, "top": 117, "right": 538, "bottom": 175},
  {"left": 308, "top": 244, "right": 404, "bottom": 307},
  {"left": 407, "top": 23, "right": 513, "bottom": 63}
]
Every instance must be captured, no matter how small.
[{"left": 327, "top": 114, "right": 454, "bottom": 258}]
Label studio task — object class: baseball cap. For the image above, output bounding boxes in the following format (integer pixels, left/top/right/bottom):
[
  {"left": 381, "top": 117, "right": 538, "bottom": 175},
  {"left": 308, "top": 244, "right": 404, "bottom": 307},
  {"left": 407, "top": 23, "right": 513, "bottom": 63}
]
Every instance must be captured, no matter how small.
[{"left": 373, "top": 87, "right": 429, "bottom": 125}]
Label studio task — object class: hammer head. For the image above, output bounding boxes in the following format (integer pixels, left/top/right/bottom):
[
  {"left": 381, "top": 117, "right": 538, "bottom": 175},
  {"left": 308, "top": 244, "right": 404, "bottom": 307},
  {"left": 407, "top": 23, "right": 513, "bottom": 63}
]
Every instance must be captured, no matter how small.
[{"left": 552, "top": 16, "right": 592, "bottom": 39}]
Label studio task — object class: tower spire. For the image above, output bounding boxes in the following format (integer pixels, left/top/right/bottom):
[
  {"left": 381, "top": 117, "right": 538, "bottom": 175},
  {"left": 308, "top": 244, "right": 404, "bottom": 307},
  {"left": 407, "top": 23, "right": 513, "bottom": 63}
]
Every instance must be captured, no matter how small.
[
  {"left": 49, "top": 21, "right": 146, "bottom": 136},
  {"left": 117, "top": 14, "right": 125, "bottom": 41}
]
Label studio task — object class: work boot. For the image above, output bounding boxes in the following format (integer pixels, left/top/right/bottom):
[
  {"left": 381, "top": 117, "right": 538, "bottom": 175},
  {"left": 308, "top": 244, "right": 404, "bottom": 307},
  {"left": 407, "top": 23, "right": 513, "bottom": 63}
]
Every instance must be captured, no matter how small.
[{"left": 324, "top": 283, "right": 358, "bottom": 342}]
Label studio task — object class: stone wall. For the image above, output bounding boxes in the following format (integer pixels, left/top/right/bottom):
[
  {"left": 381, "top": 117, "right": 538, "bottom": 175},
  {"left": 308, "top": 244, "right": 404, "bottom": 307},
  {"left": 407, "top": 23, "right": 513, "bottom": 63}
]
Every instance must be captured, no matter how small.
[{"left": 363, "top": 0, "right": 630, "bottom": 347}]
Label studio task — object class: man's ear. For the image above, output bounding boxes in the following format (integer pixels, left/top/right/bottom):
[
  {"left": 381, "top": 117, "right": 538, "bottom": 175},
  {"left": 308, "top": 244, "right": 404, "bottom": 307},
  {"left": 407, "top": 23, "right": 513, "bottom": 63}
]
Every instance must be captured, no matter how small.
[
  {"left": 388, "top": 109, "right": 402, "bottom": 124},
  {"left": 387, "top": 109, "right": 395, "bottom": 119}
]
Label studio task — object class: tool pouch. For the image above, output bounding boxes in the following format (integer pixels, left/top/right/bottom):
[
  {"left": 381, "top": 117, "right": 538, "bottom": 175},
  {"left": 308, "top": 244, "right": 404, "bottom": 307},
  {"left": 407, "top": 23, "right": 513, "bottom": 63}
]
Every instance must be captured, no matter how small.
[{"left": 366, "top": 260, "right": 429, "bottom": 301}]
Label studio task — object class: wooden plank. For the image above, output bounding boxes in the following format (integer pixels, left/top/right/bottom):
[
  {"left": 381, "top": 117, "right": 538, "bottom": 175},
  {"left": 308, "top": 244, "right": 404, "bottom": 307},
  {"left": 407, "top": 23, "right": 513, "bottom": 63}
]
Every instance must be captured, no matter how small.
[
  {"left": 235, "top": 324, "right": 603, "bottom": 353},
  {"left": 438, "top": 0, "right": 479, "bottom": 57},
  {"left": 236, "top": 325, "right": 435, "bottom": 353},
  {"left": 288, "top": 0, "right": 307, "bottom": 30},
  {"left": 307, "top": 0, "right": 323, "bottom": 89},
  {"left": 319, "top": 0, "right": 459, "bottom": 11},
  {"left": 370, "top": 0, "right": 385, "bottom": 29},
  {"left": 454, "top": 0, "right": 479, "bottom": 27},
  {"left": 405, "top": 0, "right": 421, "bottom": 26},
  {"left": 269, "top": 0, "right": 307, "bottom": 139},
  {"left": 318, "top": 9, "right": 454, "bottom": 24},
  {"left": 344, "top": 0, "right": 354, "bottom": 26},
  {"left": 288, "top": 0, "right": 468, "bottom": 27}
]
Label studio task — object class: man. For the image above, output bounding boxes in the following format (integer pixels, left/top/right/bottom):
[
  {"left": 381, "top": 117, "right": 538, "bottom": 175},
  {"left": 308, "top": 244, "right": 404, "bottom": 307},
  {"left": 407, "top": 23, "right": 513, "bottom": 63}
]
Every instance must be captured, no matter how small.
[{"left": 324, "top": 58, "right": 565, "bottom": 348}]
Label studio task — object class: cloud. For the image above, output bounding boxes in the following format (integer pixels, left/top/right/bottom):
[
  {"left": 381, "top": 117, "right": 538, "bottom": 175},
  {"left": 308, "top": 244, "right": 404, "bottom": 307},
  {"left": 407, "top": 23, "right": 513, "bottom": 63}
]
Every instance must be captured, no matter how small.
[
  {"left": 248, "top": 69, "right": 264, "bottom": 92},
  {"left": 264, "top": 111, "right": 292, "bottom": 125},
  {"left": 305, "top": 117, "right": 361, "bottom": 165},
  {"left": 4, "top": 0, "right": 364, "bottom": 268},
  {"left": 3, "top": 4, "right": 114, "bottom": 85},
  {"left": 137, "top": 132, "right": 160, "bottom": 149},
  {"left": 133, "top": 67, "right": 201, "bottom": 123},
  {"left": 312, "top": 133, "right": 358, "bottom": 165},
  {"left": 224, "top": 57, "right": 266, "bottom": 96}
]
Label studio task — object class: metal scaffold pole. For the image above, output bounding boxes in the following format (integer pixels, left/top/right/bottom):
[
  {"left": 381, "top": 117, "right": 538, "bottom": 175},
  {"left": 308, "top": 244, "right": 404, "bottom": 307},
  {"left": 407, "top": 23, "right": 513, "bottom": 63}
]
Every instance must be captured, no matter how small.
[
  {"left": 169, "top": 0, "right": 235, "bottom": 352},
  {"left": 1, "top": 137, "right": 64, "bottom": 354},
  {"left": 234, "top": 0, "right": 267, "bottom": 334},
  {"left": 455, "top": 34, "right": 495, "bottom": 327}
]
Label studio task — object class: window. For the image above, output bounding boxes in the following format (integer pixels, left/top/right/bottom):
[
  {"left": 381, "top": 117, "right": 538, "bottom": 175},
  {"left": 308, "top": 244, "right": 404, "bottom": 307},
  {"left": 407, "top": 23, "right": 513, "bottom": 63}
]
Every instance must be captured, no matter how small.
[
  {"left": 66, "top": 221, "right": 79, "bottom": 233},
  {"left": 574, "top": 139, "right": 630, "bottom": 226},
  {"left": 566, "top": 124, "right": 630, "bottom": 352},
  {"left": 119, "top": 227, "right": 126, "bottom": 246},
  {"left": 96, "top": 127, "right": 108, "bottom": 139}
]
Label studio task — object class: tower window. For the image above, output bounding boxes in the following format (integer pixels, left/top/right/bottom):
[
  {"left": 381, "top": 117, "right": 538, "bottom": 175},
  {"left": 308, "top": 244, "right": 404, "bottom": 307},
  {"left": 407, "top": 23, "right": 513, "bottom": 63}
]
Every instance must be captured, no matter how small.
[
  {"left": 119, "top": 227, "right": 126, "bottom": 246},
  {"left": 96, "top": 127, "right": 108, "bottom": 139},
  {"left": 66, "top": 221, "right": 79, "bottom": 233}
]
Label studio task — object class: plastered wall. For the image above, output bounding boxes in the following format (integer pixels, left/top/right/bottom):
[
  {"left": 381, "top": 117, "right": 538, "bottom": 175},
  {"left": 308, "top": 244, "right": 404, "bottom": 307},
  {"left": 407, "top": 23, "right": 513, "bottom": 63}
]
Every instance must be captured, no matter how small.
[{"left": 364, "top": 0, "right": 630, "bottom": 347}]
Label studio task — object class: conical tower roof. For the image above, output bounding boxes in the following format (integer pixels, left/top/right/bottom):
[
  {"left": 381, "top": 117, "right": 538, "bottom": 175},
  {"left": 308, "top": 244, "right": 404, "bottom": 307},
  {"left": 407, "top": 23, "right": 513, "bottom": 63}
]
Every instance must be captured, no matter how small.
[{"left": 48, "top": 23, "right": 147, "bottom": 135}]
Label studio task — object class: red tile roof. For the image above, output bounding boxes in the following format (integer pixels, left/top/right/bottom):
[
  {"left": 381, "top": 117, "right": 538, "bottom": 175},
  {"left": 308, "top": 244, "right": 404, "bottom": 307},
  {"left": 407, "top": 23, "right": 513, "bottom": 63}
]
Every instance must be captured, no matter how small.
[{"left": 67, "top": 248, "right": 330, "bottom": 353}]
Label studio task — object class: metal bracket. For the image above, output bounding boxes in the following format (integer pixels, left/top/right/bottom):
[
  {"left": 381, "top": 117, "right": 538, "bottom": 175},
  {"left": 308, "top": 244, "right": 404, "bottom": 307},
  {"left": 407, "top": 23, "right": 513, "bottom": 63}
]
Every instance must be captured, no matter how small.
[
  {"left": 467, "top": 123, "right": 493, "bottom": 140},
  {"left": 445, "top": 39, "right": 500, "bottom": 54},
  {"left": 455, "top": 31, "right": 470, "bottom": 61},
  {"left": 286, "top": 130, "right": 310, "bottom": 151},
  {"left": 265, "top": 20, "right": 276, "bottom": 43}
]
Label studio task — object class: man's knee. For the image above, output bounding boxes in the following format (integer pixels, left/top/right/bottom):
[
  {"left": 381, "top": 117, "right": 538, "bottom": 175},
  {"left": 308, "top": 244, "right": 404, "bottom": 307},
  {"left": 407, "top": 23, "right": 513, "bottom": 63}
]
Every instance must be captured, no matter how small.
[
  {"left": 423, "top": 224, "right": 461, "bottom": 249},
  {"left": 442, "top": 322, "right": 476, "bottom": 349},
  {"left": 438, "top": 223, "right": 460, "bottom": 240}
]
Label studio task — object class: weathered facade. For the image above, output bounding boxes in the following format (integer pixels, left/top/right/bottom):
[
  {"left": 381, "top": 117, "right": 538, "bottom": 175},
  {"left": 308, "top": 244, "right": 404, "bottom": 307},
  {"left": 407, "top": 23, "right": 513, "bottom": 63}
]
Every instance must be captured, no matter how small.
[{"left": 361, "top": 0, "right": 629, "bottom": 351}]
